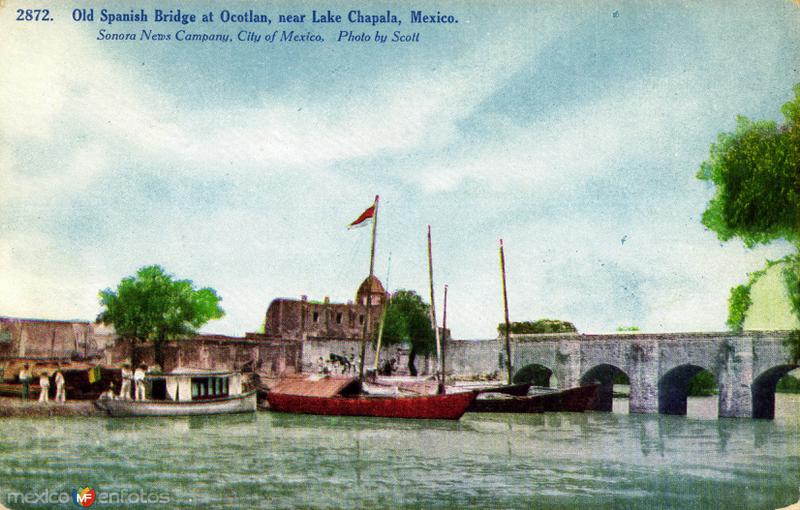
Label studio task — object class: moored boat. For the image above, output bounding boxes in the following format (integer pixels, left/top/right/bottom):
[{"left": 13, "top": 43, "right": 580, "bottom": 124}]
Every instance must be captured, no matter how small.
[
  {"left": 266, "top": 375, "right": 477, "bottom": 420},
  {"left": 94, "top": 370, "right": 256, "bottom": 417},
  {"left": 468, "top": 383, "right": 600, "bottom": 413}
]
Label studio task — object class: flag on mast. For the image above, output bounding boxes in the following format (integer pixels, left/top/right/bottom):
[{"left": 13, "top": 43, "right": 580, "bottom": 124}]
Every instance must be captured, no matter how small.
[{"left": 348, "top": 196, "right": 378, "bottom": 229}]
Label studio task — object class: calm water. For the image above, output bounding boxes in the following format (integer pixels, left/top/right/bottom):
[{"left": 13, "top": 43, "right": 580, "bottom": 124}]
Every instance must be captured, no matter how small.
[{"left": 0, "top": 396, "right": 798, "bottom": 510}]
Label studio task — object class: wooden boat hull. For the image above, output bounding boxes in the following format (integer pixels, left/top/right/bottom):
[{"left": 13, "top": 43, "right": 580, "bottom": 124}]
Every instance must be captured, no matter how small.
[
  {"left": 471, "top": 382, "right": 531, "bottom": 396},
  {"left": 469, "top": 384, "right": 599, "bottom": 413},
  {"left": 266, "top": 390, "right": 477, "bottom": 420},
  {"left": 94, "top": 390, "right": 257, "bottom": 417}
]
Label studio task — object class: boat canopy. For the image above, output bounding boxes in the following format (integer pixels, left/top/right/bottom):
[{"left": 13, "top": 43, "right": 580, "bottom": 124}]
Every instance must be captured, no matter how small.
[
  {"left": 146, "top": 371, "right": 243, "bottom": 402},
  {"left": 269, "top": 375, "right": 361, "bottom": 398}
]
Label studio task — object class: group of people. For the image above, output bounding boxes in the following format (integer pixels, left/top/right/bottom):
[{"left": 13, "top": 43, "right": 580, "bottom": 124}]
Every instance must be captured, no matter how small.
[
  {"left": 101, "top": 362, "right": 148, "bottom": 400},
  {"left": 316, "top": 351, "right": 402, "bottom": 376},
  {"left": 17, "top": 363, "right": 66, "bottom": 403},
  {"left": 17, "top": 361, "right": 151, "bottom": 403},
  {"left": 317, "top": 351, "right": 360, "bottom": 375}
]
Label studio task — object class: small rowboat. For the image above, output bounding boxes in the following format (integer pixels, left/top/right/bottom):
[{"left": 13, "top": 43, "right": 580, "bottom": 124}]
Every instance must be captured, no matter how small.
[
  {"left": 94, "top": 370, "right": 256, "bottom": 417},
  {"left": 266, "top": 375, "right": 477, "bottom": 420}
]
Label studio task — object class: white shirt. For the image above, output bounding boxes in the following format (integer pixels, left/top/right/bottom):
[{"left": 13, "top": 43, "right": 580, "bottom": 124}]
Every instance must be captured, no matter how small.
[
  {"left": 133, "top": 368, "right": 146, "bottom": 382},
  {"left": 55, "top": 372, "right": 65, "bottom": 386},
  {"left": 39, "top": 375, "right": 50, "bottom": 387}
]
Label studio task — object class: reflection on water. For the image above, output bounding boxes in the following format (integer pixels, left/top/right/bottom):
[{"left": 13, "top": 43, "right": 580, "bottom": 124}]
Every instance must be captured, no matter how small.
[{"left": 0, "top": 395, "right": 797, "bottom": 509}]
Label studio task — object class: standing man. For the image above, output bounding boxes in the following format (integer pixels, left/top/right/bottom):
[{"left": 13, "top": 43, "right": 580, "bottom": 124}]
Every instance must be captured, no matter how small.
[
  {"left": 134, "top": 364, "right": 146, "bottom": 401},
  {"left": 120, "top": 362, "right": 133, "bottom": 400},
  {"left": 18, "top": 364, "right": 31, "bottom": 401},
  {"left": 38, "top": 372, "right": 50, "bottom": 403},
  {"left": 54, "top": 366, "right": 66, "bottom": 403}
]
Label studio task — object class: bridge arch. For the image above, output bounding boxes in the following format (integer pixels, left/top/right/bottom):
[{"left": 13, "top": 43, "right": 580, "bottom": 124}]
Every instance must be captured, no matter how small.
[
  {"left": 658, "top": 364, "right": 717, "bottom": 416},
  {"left": 512, "top": 363, "right": 557, "bottom": 387},
  {"left": 580, "top": 363, "right": 629, "bottom": 412},
  {"left": 752, "top": 364, "right": 799, "bottom": 419}
]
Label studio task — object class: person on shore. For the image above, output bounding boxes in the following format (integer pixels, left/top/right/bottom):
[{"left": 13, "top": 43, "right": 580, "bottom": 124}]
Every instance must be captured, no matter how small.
[
  {"left": 18, "top": 364, "right": 31, "bottom": 401},
  {"left": 120, "top": 363, "right": 133, "bottom": 400},
  {"left": 38, "top": 372, "right": 50, "bottom": 403},
  {"left": 134, "top": 364, "right": 147, "bottom": 401},
  {"left": 54, "top": 367, "right": 66, "bottom": 403},
  {"left": 99, "top": 382, "right": 116, "bottom": 400}
]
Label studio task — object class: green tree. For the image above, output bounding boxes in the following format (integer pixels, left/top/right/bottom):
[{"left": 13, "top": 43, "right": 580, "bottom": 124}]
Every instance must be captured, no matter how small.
[
  {"left": 378, "top": 290, "right": 435, "bottom": 376},
  {"left": 697, "top": 84, "right": 800, "bottom": 360},
  {"left": 687, "top": 370, "right": 717, "bottom": 397},
  {"left": 497, "top": 319, "right": 577, "bottom": 335},
  {"left": 97, "top": 265, "right": 225, "bottom": 368},
  {"left": 696, "top": 84, "right": 800, "bottom": 247}
]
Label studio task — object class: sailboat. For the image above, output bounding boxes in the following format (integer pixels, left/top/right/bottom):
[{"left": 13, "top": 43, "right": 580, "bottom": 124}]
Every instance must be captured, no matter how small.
[
  {"left": 466, "top": 239, "right": 599, "bottom": 413},
  {"left": 266, "top": 197, "right": 477, "bottom": 420}
]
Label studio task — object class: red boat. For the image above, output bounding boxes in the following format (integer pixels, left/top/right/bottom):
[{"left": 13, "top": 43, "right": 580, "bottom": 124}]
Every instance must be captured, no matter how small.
[
  {"left": 468, "top": 384, "right": 600, "bottom": 413},
  {"left": 266, "top": 376, "right": 477, "bottom": 420}
]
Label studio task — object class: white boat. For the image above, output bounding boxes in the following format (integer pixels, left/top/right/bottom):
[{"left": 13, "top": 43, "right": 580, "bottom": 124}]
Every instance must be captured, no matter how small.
[{"left": 94, "top": 370, "right": 256, "bottom": 417}]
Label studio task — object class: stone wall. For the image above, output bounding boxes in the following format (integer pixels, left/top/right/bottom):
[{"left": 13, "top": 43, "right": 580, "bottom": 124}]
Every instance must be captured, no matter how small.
[
  {"left": 0, "top": 317, "right": 100, "bottom": 360},
  {"left": 110, "top": 334, "right": 303, "bottom": 377}
]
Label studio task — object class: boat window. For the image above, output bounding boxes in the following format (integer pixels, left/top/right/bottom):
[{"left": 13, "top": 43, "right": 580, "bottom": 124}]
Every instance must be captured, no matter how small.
[
  {"left": 336, "top": 312, "right": 342, "bottom": 324},
  {"left": 191, "top": 376, "right": 230, "bottom": 400}
]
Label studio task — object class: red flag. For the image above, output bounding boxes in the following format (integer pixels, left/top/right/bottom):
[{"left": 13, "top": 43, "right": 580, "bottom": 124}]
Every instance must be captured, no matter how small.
[{"left": 348, "top": 197, "right": 378, "bottom": 229}]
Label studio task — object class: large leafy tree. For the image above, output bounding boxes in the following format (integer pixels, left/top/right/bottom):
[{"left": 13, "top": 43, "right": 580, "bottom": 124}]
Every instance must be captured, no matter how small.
[
  {"left": 97, "top": 265, "right": 224, "bottom": 368},
  {"left": 378, "top": 290, "right": 435, "bottom": 376},
  {"left": 696, "top": 84, "right": 800, "bottom": 247},
  {"left": 697, "top": 83, "right": 800, "bottom": 359}
]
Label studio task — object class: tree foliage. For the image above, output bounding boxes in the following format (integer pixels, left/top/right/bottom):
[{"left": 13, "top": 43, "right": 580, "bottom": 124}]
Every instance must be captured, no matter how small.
[
  {"left": 97, "top": 265, "right": 224, "bottom": 366},
  {"left": 497, "top": 319, "right": 577, "bottom": 335},
  {"left": 687, "top": 370, "right": 717, "bottom": 397},
  {"left": 696, "top": 84, "right": 800, "bottom": 247},
  {"left": 727, "top": 283, "right": 753, "bottom": 333},
  {"left": 378, "top": 290, "right": 435, "bottom": 375}
]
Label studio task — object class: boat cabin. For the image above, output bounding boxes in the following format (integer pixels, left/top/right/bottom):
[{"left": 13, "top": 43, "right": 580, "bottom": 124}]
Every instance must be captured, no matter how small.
[{"left": 146, "top": 371, "right": 244, "bottom": 401}]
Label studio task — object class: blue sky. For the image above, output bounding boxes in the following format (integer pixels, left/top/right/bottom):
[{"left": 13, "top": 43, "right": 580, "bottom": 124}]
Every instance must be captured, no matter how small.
[{"left": 2, "top": 0, "right": 799, "bottom": 338}]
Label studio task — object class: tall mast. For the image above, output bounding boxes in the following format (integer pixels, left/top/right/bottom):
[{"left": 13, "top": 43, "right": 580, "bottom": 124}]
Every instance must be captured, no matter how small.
[
  {"left": 428, "top": 225, "right": 443, "bottom": 394},
  {"left": 373, "top": 253, "right": 392, "bottom": 373},
  {"left": 441, "top": 283, "right": 448, "bottom": 392},
  {"left": 359, "top": 195, "right": 379, "bottom": 381},
  {"left": 500, "top": 239, "right": 513, "bottom": 384}
]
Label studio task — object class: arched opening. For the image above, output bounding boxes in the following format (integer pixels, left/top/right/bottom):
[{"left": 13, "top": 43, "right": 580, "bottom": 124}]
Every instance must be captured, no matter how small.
[
  {"left": 658, "top": 365, "right": 717, "bottom": 416},
  {"left": 512, "top": 364, "right": 557, "bottom": 387},
  {"left": 752, "top": 365, "right": 799, "bottom": 419},
  {"left": 580, "top": 364, "right": 629, "bottom": 412}
]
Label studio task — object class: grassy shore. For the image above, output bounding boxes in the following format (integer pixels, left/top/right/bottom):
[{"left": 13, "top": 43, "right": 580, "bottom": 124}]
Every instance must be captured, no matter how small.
[{"left": 0, "top": 397, "right": 99, "bottom": 417}]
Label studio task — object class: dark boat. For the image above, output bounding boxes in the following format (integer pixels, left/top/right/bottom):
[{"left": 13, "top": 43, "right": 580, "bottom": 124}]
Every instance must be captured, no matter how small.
[
  {"left": 468, "top": 383, "right": 599, "bottom": 413},
  {"left": 266, "top": 375, "right": 477, "bottom": 420},
  {"left": 468, "top": 382, "right": 532, "bottom": 396}
]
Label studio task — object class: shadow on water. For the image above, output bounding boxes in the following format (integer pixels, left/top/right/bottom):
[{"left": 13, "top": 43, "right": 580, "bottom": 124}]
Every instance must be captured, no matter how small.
[
  {"left": 103, "top": 412, "right": 258, "bottom": 432},
  {"left": 265, "top": 411, "right": 467, "bottom": 433}
]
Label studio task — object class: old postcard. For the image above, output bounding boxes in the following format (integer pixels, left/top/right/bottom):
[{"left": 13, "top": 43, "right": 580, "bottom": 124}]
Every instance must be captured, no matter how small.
[{"left": 1, "top": 1, "right": 799, "bottom": 509}]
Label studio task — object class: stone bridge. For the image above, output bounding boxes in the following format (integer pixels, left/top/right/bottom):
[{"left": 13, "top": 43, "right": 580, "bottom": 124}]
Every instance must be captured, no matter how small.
[{"left": 446, "top": 331, "right": 797, "bottom": 419}]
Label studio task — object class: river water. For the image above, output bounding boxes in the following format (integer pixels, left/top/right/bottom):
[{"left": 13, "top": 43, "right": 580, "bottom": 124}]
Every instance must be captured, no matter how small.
[{"left": 0, "top": 395, "right": 798, "bottom": 509}]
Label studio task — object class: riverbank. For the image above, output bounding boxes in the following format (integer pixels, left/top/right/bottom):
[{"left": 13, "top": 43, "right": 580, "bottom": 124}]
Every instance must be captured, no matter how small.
[{"left": 0, "top": 397, "right": 99, "bottom": 417}]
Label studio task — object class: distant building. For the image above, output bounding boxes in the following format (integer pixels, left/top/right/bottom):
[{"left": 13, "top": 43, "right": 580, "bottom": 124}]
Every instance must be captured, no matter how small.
[{"left": 264, "top": 276, "right": 389, "bottom": 341}]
